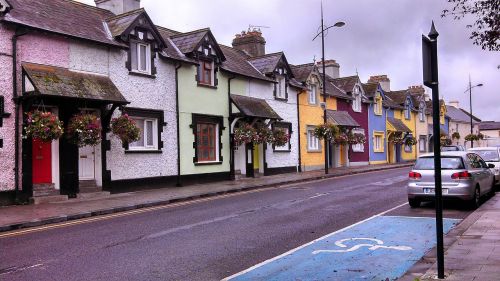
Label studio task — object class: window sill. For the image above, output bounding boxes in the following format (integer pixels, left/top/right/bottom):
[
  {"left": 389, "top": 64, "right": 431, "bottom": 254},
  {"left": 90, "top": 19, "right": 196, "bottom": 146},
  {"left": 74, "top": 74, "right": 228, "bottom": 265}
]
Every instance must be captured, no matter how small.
[
  {"left": 273, "top": 149, "right": 291, "bottom": 153},
  {"left": 195, "top": 161, "right": 223, "bottom": 166},
  {"left": 274, "top": 97, "right": 288, "bottom": 102},
  {"left": 197, "top": 83, "right": 217, "bottom": 89},
  {"left": 307, "top": 149, "right": 322, "bottom": 153},
  {"left": 374, "top": 150, "right": 385, "bottom": 153},
  {"left": 129, "top": 71, "right": 156, "bottom": 79},
  {"left": 125, "top": 149, "right": 162, "bottom": 154}
]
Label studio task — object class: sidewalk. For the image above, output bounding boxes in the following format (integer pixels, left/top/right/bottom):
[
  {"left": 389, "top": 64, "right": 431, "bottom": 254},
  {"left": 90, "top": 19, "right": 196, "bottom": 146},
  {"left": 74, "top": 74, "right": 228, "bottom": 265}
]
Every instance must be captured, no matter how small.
[
  {"left": 402, "top": 192, "right": 500, "bottom": 281},
  {"left": 0, "top": 163, "right": 411, "bottom": 232}
]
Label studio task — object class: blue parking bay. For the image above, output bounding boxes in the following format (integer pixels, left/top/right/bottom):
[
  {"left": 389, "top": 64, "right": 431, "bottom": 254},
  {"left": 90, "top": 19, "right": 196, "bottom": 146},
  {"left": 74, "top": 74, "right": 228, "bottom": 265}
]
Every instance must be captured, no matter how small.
[{"left": 226, "top": 216, "right": 460, "bottom": 281}]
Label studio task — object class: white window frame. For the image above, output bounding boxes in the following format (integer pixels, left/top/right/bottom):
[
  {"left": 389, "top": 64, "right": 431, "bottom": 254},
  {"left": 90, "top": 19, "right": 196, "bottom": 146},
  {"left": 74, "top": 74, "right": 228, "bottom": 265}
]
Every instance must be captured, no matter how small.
[
  {"left": 309, "top": 85, "right": 317, "bottom": 104},
  {"left": 274, "top": 124, "right": 290, "bottom": 151},
  {"left": 276, "top": 76, "right": 287, "bottom": 99},
  {"left": 129, "top": 117, "right": 158, "bottom": 150},
  {"left": 352, "top": 87, "right": 362, "bottom": 112},
  {"left": 419, "top": 136, "right": 426, "bottom": 152},
  {"left": 307, "top": 128, "right": 320, "bottom": 151},
  {"left": 419, "top": 109, "right": 425, "bottom": 122},
  {"left": 134, "top": 42, "right": 151, "bottom": 74},
  {"left": 351, "top": 129, "right": 365, "bottom": 152},
  {"left": 374, "top": 135, "right": 382, "bottom": 152}
]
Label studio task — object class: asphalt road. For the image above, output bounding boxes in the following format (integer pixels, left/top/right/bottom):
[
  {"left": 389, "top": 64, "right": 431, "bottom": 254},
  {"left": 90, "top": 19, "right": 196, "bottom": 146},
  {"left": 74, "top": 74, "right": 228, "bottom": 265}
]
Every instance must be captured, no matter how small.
[{"left": 0, "top": 167, "right": 474, "bottom": 281}]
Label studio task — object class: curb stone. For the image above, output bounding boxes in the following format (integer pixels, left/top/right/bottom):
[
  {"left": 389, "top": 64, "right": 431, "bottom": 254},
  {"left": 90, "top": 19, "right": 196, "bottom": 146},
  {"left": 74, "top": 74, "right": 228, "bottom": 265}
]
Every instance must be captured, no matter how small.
[{"left": 0, "top": 164, "right": 412, "bottom": 233}]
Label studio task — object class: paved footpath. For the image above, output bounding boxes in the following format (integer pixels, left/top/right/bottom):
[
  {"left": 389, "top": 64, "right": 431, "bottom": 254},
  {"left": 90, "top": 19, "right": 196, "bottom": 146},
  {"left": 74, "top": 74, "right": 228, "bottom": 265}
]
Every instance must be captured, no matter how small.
[
  {"left": 402, "top": 192, "right": 500, "bottom": 281},
  {"left": 0, "top": 163, "right": 411, "bottom": 232}
]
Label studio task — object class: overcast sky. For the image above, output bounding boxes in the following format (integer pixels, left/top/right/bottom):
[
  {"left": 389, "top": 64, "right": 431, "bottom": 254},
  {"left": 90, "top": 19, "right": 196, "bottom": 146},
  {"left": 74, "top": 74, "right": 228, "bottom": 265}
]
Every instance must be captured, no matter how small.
[{"left": 80, "top": 0, "right": 499, "bottom": 121}]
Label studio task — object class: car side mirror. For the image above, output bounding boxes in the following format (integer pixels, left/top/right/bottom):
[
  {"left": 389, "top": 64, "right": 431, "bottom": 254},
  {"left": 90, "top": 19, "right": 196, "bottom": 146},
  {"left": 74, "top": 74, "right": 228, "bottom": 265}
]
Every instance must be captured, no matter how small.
[{"left": 488, "top": 164, "right": 495, "bottom": 169}]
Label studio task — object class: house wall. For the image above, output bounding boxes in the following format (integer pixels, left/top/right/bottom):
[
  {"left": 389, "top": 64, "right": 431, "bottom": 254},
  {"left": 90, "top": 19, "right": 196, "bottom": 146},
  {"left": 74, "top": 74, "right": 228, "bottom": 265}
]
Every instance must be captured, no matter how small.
[
  {"left": 0, "top": 27, "right": 71, "bottom": 192},
  {"left": 394, "top": 109, "right": 417, "bottom": 161},
  {"left": 336, "top": 99, "right": 369, "bottom": 164},
  {"left": 449, "top": 121, "right": 480, "bottom": 148},
  {"left": 414, "top": 110, "right": 429, "bottom": 157},
  {"left": 298, "top": 86, "right": 325, "bottom": 171},
  {"left": 368, "top": 95, "right": 387, "bottom": 164},
  {"left": 178, "top": 65, "right": 230, "bottom": 176},
  {"left": 246, "top": 79, "right": 299, "bottom": 172}
]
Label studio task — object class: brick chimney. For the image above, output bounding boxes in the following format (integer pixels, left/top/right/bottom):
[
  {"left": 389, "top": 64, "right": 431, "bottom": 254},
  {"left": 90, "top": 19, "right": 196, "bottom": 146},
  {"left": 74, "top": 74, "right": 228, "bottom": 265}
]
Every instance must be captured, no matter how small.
[
  {"left": 368, "top": 75, "right": 390, "bottom": 92},
  {"left": 232, "top": 29, "right": 266, "bottom": 57},
  {"left": 449, "top": 101, "right": 459, "bottom": 108},
  {"left": 316, "top": 59, "right": 340, "bottom": 78},
  {"left": 95, "top": 0, "right": 140, "bottom": 15},
  {"left": 408, "top": 85, "right": 425, "bottom": 95}
]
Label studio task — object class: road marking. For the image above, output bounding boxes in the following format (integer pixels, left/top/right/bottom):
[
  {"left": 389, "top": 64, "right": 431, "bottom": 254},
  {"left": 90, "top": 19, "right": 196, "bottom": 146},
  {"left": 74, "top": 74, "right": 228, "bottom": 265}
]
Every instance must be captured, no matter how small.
[
  {"left": 311, "top": 238, "right": 412, "bottom": 254},
  {"left": 223, "top": 215, "right": 460, "bottom": 281},
  {"left": 0, "top": 168, "right": 410, "bottom": 238},
  {"left": 222, "top": 202, "right": 408, "bottom": 281}
]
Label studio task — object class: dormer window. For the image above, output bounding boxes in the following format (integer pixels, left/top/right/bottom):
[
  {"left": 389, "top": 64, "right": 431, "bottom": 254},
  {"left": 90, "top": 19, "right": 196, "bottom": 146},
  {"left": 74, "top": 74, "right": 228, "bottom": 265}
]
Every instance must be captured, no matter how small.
[
  {"left": 374, "top": 92, "right": 382, "bottom": 115},
  {"left": 198, "top": 60, "right": 214, "bottom": 86},
  {"left": 404, "top": 101, "right": 411, "bottom": 120},
  {"left": 275, "top": 75, "right": 287, "bottom": 100},
  {"left": 308, "top": 84, "right": 317, "bottom": 104},
  {"left": 130, "top": 40, "right": 153, "bottom": 76},
  {"left": 352, "top": 86, "right": 362, "bottom": 112}
]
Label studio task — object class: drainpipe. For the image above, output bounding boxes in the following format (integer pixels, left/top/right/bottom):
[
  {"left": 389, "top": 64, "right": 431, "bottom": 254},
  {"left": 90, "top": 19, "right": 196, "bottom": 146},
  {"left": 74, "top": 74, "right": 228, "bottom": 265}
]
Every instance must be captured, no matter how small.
[
  {"left": 228, "top": 76, "right": 235, "bottom": 180},
  {"left": 175, "top": 62, "right": 182, "bottom": 187},
  {"left": 296, "top": 89, "right": 303, "bottom": 172},
  {"left": 12, "top": 28, "right": 28, "bottom": 202}
]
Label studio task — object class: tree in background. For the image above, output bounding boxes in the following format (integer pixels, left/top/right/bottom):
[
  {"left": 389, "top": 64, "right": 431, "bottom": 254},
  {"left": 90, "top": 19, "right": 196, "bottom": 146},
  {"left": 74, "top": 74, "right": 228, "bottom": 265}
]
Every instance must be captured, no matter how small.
[{"left": 442, "top": 0, "right": 499, "bottom": 51}]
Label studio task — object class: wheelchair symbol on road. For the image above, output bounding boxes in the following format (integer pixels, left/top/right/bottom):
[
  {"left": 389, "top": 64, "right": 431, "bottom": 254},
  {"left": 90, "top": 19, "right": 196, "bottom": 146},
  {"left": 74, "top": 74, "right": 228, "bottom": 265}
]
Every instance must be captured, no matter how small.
[{"left": 312, "top": 238, "right": 412, "bottom": 254}]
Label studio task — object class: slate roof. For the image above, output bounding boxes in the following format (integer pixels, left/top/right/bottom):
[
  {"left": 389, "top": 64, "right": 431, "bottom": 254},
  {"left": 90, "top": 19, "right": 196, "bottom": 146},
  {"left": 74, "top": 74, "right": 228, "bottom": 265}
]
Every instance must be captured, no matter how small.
[
  {"left": 106, "top": 8, "right": 144, "bottom": 37},
  {"left": 459, "top": 108, "right": 481, "bottom": 122},
  {"left": 383, "top": 99, "right": 404, "bottom": 109},
  {"left": 385, "top": 90, "right": 408, "bottom": 105},
  {"left": 231, "top": 94, "right": 281, "bottom": 120},
  {"left": 387, "top": 117, "right": 411, "bottom": 132},
  {"left": 170, "top": 28, "right": 210, "bottom": 54},
  {"left": 1, "top": 0, "right": 125, "bottom": 47},
  {"left": 361, "top": 82, "right": 379, "bottom": 98},
  {"left": 219, "top": 45, "right": 274, "bottom": 82},
  {"left": 326, "top": 110, "right": 360, "bottom": 127},
  {"left": 247, "top": 52, "right": 284, "bottom": 74},
  {"left": 446, "top": 105, "right": 479, "bottom": 123},
  {"left": 23, "top": 63, "right": 128, "bottom": 104},
  {"left": 479, "top": 122, "right": 500, "bottom": 131},
  {"left": 324, "top": 76, "right": 352, "bottom": 100},
  {"left": 330, "top": 76, "right": 358, "bottom": 93},
  {"left": 290, "top": 63, "right": 314, "bottom": 83},
  {"left": 156, "top": 26, "right": 196, "bottom": 64}
]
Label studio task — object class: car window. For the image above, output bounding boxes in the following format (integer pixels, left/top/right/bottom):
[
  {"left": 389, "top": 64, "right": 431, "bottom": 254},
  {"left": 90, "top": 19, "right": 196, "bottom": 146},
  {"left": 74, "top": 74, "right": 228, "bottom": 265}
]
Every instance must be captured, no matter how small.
[
  {"left": 475, "top": 155, "right": 489, "bottom": 169},
  {"left": 467, "top": 154, "right": 481, "bottom": 169},
  {"left": 414, "top": 157, "right": 465, "bottom": 170},
  {"left": 441, "top": 146, "right": 458, "bottom": 152},
  {"left": 473, "top": 150, "right": 500, "bottom": 162}
]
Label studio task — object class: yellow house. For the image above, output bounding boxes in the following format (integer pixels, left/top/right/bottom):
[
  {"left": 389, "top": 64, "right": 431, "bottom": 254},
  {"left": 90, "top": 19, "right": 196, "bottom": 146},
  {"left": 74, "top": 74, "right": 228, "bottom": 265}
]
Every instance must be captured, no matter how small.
[
  {"left": 385, "top": 90, "right": 417, "bottom": 162},
  {"left": 292, "top": 64, "right": 326, "bottom": 171}
]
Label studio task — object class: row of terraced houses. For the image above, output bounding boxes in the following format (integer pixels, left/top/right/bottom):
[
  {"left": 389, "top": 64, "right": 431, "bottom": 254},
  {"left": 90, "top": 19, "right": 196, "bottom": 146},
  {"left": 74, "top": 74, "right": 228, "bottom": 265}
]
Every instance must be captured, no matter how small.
[{"left": 0, "top": 0, "right": 481, "bottom": 205}]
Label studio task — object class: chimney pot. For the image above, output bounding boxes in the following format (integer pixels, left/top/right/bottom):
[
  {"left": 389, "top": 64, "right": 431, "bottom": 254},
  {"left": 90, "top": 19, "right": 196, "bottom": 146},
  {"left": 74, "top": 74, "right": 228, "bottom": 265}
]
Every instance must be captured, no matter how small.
[
  {"left": 316, "top": 60, "right": 340, "bottom": 78},
  {"left": 95, "top": 0, "right": 140, "bottom": 15},
  {"left": 368, "top": 75, "right": 391, "bottom": 92},
  {"left": 232, "top": 29, "right": 266, "bottom": 57}
]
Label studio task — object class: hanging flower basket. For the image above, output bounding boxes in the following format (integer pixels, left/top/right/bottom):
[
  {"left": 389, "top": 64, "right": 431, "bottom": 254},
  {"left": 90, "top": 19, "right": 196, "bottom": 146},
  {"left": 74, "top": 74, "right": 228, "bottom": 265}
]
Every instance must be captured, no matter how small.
[
  {"left": 348, "top": 132, "right": 366, "bottom": 145},
  {"left": 234, "top": 123, "right": 256, "bottom": 146},
  {"left": 254, "top": 126, "right": 273, "bottom": 144},
  {"left": 110, "top": 114, "right": 141, "bottom": 145},
  {"left": 404, "top": 136, "right": 418, "bottom": 147},
  {"left": 313, "top": 123, "right": 339, "bottom": 141},
  {"left": 389, "top": 132, "right": 405, "bottom": 144},
  {"left": 464, "top": 133, "right": 480, "bottom": 142},
  {"left": 333, "top": 132, "right": 349, "bottom": 145},
  {"left": 67, "top": 113, "right": 102, "bottom": 147},
  {"left": 272, "top": 128, "right": 290, "bottom": 147},
  {"left": 440, "top": 137, "right": 452, "bottom": 146},
  {"left": 478, "top": 133, "right": 484, "bottom": 140},
  {"left": 451, "top": 132, "right": 460, "bottom": 140},
  {"left": 24, "top": 110, "right": 64, "bottom": 142}
]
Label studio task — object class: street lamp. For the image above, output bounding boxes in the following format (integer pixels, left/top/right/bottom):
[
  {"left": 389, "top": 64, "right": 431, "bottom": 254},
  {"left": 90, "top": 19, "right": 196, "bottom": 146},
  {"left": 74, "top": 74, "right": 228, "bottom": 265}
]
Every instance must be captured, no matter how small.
[
  {"left": 464, "top": 76, "right": 483, "bottom": 148},
  {"left": 313, "top": 1, "right": 345, "bottom": 174}
]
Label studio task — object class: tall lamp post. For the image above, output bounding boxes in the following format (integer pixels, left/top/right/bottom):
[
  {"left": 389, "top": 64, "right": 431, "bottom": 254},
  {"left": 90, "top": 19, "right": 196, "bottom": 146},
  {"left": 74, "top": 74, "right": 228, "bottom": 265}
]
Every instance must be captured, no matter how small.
[
  {"left": 313, "top": 1, "right": 345, "bottom": 174},
  {"left": 465, "top": 76, "right": 483, "bottom": 148}
]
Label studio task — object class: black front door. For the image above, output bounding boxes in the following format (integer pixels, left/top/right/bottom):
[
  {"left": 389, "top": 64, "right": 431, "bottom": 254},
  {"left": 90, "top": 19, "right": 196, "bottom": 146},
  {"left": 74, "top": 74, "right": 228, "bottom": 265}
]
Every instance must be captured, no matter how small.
[{"left": 245, "top": 143, "right": 254, "bottom": 178}]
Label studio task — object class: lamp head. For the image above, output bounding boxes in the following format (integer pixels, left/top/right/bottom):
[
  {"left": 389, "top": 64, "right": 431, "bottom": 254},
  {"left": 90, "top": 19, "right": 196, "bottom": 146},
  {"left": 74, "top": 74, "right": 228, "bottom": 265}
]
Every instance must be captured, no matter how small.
[
  {"left": 477, "top": 83, "right": 483, "bottom": 87},
  {"left": 334, "top": 22, "right": 346, "bottom": 27}
]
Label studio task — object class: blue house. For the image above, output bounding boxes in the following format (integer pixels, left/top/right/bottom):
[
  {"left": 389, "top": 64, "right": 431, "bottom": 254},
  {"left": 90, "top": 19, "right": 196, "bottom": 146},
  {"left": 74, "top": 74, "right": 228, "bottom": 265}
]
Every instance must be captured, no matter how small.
[{"left": 363, "top": 82, "right": 388, "bottom": 164}]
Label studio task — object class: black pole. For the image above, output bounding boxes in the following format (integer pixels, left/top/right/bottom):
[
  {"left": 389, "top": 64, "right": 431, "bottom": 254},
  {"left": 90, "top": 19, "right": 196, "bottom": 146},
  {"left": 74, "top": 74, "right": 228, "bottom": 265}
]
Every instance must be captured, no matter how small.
[
  {"left": 320, "top": 2, "right": 329, "bottom": 175},
  {"left": 175, "top": 62, "right": 182, "bottom": 187},
  {"left": 469, "top": 76, "right": 473, "bottom": 148},
  {"left": 296, "top": 90, "right": 302, "bottom": 172},
  {"left": 428, "top": 22, "right": 445, "bottom": 279},
  {"left": 228, "top": 76, "right": 235, "bottom": 180}
]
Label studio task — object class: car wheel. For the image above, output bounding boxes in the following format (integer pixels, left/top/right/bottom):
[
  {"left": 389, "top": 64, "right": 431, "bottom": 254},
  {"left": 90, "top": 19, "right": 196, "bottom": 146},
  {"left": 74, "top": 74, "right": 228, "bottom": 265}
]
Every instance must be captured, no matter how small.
[
  {"left": 408, "top": 198, "right": 420, "bottom": 208},
  {"left": 469, "top": 186, "right": 481, "bottom": 210}
]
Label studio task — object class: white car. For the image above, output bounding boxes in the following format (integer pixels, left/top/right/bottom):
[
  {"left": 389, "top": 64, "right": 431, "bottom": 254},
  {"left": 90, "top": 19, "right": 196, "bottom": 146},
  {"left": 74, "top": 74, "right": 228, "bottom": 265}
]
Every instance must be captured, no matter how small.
[{"left": 468, "top": 147, "right": 500, "bottom": 184}]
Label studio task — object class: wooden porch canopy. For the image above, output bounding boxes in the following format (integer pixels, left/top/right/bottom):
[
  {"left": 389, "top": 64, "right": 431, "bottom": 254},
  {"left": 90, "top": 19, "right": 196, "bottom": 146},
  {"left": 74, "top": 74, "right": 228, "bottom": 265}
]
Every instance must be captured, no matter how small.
[
  {"left": 230, "top": 94, "right": 282, "bottom": 120},
  {"left": 387, "top": 117, "right": 411, "bottom": 133},
  {"left": 326, "top": 110, "right": 359, "bottom": 127},
  {"left": 22, "top": 63, "right": 128, "bottom": 104}
]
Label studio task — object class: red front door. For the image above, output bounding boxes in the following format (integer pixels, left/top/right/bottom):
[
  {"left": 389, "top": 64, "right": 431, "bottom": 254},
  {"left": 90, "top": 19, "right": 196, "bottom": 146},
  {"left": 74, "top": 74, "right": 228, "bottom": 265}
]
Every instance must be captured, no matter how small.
[{"left": 32, "top": 139, "right": 52, "bottom": 184}]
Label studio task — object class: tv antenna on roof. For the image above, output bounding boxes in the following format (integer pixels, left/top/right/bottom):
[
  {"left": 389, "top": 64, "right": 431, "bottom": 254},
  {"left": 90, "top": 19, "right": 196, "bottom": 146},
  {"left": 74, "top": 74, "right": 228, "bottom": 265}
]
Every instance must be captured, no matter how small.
[{"left": 248, "top": 24, "right": 270, "bottom": 32}]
